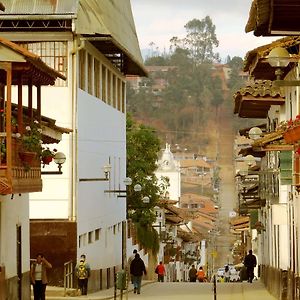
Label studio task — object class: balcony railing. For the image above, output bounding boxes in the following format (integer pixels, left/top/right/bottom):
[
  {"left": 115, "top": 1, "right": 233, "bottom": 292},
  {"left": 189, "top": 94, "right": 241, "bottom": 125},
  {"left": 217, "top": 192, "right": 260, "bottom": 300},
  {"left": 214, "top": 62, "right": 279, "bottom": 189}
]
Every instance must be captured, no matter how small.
[{"left": 0, "top": 133, "right": 42, "bottom": 194}]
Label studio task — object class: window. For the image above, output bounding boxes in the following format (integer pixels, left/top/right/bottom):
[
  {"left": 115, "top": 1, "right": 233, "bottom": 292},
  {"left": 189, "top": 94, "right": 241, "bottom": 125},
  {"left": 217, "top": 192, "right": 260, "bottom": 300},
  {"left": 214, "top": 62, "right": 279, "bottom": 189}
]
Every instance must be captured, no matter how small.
[
  {"left": 113, "top": 225, "right": 117, "bottom": 235},
  {"left": 18, "top": 41, "right": 68, "bottom": 87},
  {"left": 113, "top": 74, "right": 117, "bottom": 108},
  {"left": 94, "top": 59, "right": 100, "bottom": 98},
  {"left": 107, "top": 70, "right": 111, "bottom": 104},
  {"left": 79, "top": 49, "right": 86, "bottom": 90},
  {"left": 88, "top": 54, "right": 93, "bottom": 94},
  {"left": 102, "top": 65, "right": 107, "bottom": 103},
  {"left": 122, "top": 82, "right": 126, "bottom": 113},
  {"left": 95, "top": 228, "right": 101, "bottom": 241},
  {"left": 88, "top": 231, "right": 93, "bottom": 244},
  {"left": 79, "top": 234, "right": 87, "bottom": 248}
]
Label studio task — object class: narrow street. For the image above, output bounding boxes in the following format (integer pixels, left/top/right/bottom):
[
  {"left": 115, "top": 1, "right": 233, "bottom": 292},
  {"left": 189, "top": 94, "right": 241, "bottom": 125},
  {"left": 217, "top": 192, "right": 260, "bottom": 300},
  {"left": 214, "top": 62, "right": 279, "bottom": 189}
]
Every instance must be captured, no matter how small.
[
  {"left": 46, "top": 281, "right": 276, "bottom": 300},
  {"left": 125, "top": 282, "right": 276, "bottom": 300}
]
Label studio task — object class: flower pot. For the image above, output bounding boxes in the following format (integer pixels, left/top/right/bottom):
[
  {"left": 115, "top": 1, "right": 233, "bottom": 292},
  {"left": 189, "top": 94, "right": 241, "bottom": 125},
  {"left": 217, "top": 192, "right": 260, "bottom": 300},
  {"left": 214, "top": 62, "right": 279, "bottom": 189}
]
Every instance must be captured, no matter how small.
[
  {"left": 19, "top": 151, "right": 36, "bottom": 164},
  {"left": 42, "top": 156, "right": 53, "bottom": 165},
  {"left": 284, "top": 125, "right": 300, "bottom": 144}
]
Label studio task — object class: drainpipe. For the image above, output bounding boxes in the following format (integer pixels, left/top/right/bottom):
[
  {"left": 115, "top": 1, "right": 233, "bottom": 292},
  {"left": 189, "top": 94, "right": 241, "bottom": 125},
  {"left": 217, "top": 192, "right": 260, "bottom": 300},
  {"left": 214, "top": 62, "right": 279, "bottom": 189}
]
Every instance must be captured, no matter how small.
[{"left": 69, "top": 38, "right": 85, "bottom": 221}]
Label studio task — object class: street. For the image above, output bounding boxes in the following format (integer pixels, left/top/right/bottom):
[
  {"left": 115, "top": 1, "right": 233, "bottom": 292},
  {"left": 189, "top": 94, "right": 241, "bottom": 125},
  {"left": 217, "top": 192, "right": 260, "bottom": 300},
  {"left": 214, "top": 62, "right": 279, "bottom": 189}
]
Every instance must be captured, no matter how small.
[{"left": 125, "top": 281, "right": 276, "bottom": 300}]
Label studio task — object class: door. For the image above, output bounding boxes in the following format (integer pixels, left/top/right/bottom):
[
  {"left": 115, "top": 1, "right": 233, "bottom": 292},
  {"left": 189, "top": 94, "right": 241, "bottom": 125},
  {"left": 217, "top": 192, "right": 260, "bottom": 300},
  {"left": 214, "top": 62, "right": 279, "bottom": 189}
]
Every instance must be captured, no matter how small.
[{"left": 16, "top": 225, "right": 22, "bottom": 300}]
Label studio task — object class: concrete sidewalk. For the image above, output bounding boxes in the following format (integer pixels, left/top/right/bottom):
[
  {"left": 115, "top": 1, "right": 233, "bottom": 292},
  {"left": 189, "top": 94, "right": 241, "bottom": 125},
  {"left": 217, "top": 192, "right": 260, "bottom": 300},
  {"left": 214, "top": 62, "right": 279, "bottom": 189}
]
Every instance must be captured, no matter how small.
[{"left": 43, "top": 280, "right": 155, "bottom": 300}]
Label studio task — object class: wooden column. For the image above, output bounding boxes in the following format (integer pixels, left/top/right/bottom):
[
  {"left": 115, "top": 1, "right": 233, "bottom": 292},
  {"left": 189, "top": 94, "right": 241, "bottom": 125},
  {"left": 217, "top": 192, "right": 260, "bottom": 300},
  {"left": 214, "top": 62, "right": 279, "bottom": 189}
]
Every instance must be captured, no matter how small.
[
  {"left": 17, "top": 76, "right": 23, "bottom": 133},
  {"left": 5, "top": 63, "right": 12, "bottom": 180},
  {"left": 36, "top": 85, "right": 41, "bottom": 123},
  {"left": 28, "top": 80, "right": 33, "bottom": 122}
]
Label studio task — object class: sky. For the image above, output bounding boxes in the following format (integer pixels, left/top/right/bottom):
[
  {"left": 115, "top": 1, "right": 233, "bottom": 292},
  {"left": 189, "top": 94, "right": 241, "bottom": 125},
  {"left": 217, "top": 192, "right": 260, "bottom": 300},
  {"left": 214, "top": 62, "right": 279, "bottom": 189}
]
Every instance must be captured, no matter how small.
[{"left": 130, "top": 0, "right": 277, "bottom": 61}]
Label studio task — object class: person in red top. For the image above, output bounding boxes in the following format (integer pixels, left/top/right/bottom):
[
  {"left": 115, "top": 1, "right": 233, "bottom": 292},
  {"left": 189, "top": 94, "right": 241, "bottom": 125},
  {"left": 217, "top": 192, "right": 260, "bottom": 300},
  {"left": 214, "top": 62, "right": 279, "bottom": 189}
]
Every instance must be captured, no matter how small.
[{"left": 155, "top": 261, "right": 166, "bottom": 282}]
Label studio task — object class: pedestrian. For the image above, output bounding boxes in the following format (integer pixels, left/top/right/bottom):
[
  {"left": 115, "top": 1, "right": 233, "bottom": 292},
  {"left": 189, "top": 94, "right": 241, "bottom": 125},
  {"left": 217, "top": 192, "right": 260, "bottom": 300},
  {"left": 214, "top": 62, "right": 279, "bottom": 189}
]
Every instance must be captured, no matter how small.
[
  {"left": 128, "top": 249, "right": 138, "bottom": 283},
  {"left": 224, "top": 265, "right": 230, "bottom": 282},
  {"left": 189, "top": 265, "right": 197, "bottom": 282},
  {"left": 75, "top": 254, "right": 91, "bottom": 295},
  {"left": 30, "top": 253, "right": 52, "bottom": 300},
  {"left": 130, "top": 253, "right": 147, "bottom": 294},
  {"left": 244, "top": 250, "right": 257, "bottom": 283},
  {"left": 196, "top": 266, "right": 206, "bottom": 282},
  {"left": 155, "top": 261, "right": 166, "bottom": 282}
]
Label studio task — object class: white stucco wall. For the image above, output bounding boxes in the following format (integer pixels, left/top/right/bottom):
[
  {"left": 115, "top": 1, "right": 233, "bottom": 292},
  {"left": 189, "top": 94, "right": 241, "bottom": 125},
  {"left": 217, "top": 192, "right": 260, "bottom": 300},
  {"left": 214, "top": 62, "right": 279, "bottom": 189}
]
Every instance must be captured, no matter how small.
[
  {"left": 0, "top": 194, "right": 30, "bottom": 278},
  {"left": 155, "top": 171, "right": 181, "bottom": 201},
  {"left": 16, "top": 86, "right": 73, "bottom": 219},
  {"left": 77, "top": 89, "right": 126, "bottom": 268}
]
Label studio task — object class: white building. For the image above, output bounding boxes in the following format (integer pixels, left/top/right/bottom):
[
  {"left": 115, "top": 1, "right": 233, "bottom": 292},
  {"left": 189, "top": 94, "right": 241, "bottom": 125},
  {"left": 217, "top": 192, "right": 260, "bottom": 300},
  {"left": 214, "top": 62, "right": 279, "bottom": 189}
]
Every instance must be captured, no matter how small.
[{"left": 0, "top": 0, "right": 146, "bottom": 292}]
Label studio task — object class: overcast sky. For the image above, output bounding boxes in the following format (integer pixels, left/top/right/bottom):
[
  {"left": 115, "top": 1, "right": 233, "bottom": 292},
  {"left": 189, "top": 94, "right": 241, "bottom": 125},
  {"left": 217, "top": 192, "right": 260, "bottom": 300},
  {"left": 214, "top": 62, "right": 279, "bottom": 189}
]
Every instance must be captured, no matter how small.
[{"left": 131, "top": 0, "right": 277, "bottom": 61}]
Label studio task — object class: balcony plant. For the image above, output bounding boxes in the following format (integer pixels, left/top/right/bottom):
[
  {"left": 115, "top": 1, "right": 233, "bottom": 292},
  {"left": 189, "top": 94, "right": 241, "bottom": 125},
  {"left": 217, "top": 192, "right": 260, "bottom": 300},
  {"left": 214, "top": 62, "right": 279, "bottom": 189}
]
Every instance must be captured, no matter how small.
[
  {"left": 280, "top": 115, "right": 300, "bottom": 144},
  {"left": 19, "top": 120, "right": 42, "bottom": 164},
  {"left": 41, "top": 147, "right": 57, "bottom": 166}
]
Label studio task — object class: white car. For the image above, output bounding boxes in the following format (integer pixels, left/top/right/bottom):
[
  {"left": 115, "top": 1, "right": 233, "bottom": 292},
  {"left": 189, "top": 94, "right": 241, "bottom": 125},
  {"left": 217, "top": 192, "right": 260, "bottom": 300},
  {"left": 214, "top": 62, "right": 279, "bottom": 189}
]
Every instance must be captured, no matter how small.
[
  {"left": 229, "top": 267, "right": 240, "bottom": 282},
  {"left": 216, "top": 267, "right": 225, "bottom": 281}
]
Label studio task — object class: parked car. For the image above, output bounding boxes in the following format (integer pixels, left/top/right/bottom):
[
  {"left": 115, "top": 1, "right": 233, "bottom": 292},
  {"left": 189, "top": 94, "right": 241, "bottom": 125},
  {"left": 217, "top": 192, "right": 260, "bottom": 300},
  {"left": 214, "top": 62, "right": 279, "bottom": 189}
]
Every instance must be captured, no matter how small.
[
  {"left": 216, "top": 267, "right": 225, "bottom": 282},
  {"left": 229, "top": 266, "right": 240, "bottom": 282}
]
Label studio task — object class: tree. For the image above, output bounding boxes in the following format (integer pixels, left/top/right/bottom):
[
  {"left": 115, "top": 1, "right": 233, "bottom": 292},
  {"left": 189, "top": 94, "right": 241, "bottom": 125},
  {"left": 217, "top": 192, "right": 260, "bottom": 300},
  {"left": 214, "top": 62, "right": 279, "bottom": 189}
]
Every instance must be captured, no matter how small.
[
  {"left": 184, "top": 16, "right": 219, "bottom": 64},
  {"left": 126, "top": 114, "right": 167, "bottom": 254}
]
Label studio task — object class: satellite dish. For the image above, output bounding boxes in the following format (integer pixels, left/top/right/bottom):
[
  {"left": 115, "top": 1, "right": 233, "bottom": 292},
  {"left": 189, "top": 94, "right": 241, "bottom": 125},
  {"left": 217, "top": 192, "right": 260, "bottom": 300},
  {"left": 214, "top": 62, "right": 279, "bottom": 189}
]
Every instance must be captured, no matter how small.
[{"left": 249, "top": 127, "right": 263, "bottom": 140}]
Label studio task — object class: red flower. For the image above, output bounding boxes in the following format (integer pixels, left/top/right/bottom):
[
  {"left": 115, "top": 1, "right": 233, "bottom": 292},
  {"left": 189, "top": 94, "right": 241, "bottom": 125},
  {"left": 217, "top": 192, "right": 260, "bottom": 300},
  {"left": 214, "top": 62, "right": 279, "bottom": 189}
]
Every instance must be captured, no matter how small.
[{"left": 295, "top": 148, "right": 300, "bottom": 156}]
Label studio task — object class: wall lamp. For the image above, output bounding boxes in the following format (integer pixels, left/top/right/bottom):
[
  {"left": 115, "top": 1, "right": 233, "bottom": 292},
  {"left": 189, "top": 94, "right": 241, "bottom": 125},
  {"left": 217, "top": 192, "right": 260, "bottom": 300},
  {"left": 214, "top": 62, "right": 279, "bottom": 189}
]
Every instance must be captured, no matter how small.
[
  {"left": 267, "top": 47, "right": 300, "bottom": 86},
  {"left": 41, "top": 152, "right": 66, "bottom": 175},
  {"left": 79, "top": 164, "right": 112, "bottom": 182},
  {"left": 104, "top": 178, "right": 142, "bottom": 197}
]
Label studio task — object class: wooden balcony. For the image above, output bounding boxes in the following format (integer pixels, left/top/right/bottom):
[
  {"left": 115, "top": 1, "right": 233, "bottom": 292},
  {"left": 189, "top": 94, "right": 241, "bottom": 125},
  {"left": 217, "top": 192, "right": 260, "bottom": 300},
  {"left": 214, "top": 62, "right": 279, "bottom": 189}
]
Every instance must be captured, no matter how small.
[{"left": 0, "top": 134, "right": 42, "bottom": 194}]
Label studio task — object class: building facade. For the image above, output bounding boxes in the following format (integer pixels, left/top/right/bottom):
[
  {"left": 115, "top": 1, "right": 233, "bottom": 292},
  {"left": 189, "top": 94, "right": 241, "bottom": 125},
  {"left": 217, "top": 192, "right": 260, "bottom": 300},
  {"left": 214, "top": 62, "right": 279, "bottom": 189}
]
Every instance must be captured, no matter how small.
[{"left": 0, "top": 0, "right": 146, "bottom": 292}]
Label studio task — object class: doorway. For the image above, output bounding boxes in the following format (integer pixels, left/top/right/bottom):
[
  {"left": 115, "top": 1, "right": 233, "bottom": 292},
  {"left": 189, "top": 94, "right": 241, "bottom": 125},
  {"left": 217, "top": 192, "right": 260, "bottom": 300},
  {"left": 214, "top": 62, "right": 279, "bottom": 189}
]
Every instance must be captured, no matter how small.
[{"left": 16, "top": 225, "right": 22, "bottom": 299}]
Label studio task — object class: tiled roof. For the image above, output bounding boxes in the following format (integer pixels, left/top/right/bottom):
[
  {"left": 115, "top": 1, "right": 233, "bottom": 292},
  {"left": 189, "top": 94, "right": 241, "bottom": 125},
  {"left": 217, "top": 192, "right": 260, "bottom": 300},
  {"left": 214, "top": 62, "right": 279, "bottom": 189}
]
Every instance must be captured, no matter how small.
[
  {"left": 234, "top": 80, "right": 283, "bottom": 99},
  {"left": 244, "top": 36, "right": 300, "bottom": 73}
]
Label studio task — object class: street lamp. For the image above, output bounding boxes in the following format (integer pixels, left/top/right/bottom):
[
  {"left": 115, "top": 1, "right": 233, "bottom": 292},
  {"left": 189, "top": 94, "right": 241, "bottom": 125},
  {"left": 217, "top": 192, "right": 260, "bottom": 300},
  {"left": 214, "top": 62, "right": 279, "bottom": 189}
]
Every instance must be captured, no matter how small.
[
  {"left": 41, "top": 151, "right": 66, "bottom": 175},
  {"left": 248, "top": 127, "right": 263, "bottom": 140},
  {"left": 266, "top": 47, "right": 300, "bottom": 86},
  {"left": 79, "top": 164, "right": 111, "bottom": 182}
]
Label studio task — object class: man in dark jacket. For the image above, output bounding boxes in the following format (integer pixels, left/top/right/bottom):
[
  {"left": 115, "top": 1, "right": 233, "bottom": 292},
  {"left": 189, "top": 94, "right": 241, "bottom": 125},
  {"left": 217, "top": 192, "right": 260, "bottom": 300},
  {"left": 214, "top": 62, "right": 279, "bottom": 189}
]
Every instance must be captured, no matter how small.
[
  {"left": 244, "top": 250, "right": 257, "bottom": 283},
  {"left": 130, "top": 253, "right": 147, "bottom": 294},
  {"left": 189, "top": 265, "right": 197, "bottom": 282}
]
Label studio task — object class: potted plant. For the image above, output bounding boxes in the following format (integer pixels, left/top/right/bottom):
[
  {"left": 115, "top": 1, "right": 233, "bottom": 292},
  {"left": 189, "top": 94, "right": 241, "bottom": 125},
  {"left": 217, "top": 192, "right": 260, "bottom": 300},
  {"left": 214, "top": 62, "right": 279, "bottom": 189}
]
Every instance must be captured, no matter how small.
[
  {"left": 41, "top": 147, "right": 57, "bottom": 166},
  {"left": 19, "top": 120, "right": 42, "bottom": 164}
]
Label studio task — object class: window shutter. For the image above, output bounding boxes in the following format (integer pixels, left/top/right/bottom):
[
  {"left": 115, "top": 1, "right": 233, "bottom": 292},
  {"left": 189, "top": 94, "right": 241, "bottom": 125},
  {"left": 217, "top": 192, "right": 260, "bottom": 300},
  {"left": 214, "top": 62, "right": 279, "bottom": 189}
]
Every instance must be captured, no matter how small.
[{"left": 279, "top": 151, "right": 292, "bottom": 185}]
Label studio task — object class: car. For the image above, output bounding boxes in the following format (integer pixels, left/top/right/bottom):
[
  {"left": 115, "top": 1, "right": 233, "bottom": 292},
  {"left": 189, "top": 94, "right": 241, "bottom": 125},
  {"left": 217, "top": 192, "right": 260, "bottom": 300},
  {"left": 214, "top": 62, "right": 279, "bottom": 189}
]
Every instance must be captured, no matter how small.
[{"left": 216, "top": 267, "right": 225, "bottom": 282}]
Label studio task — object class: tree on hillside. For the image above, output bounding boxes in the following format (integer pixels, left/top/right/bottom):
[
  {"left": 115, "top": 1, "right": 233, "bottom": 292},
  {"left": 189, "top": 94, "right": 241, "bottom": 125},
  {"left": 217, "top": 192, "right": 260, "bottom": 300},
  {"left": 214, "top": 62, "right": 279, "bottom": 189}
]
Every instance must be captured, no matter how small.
[
  {"left": 184, "top": 16, "right": 219, "bottom": 64},
  {"left": 144, "top": 55, "right": 169, "bottom": 66}
]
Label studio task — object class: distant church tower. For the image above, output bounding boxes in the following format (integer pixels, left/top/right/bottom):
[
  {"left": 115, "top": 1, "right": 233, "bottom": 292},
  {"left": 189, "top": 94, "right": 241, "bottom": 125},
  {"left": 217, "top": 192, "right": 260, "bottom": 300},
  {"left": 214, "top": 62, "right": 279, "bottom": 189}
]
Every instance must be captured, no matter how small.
[{"left": 155, "top": 143, "right": 181, "bottom": 204}]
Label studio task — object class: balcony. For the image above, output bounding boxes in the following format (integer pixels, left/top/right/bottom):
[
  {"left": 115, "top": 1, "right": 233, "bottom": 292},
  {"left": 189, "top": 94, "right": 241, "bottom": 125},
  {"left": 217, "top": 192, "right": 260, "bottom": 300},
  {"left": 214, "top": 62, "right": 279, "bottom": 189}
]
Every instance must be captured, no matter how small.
[{"left": 0, "top": 134, "right": 42, "bottom": 194}]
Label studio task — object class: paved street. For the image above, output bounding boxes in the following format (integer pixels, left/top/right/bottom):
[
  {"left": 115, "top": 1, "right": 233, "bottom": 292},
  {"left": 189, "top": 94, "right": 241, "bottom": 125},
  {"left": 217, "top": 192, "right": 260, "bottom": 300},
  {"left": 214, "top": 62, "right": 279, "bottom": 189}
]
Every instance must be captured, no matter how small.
[
  {"left": 47, "top": 281, "right": 276, "bottom": 300},
  {"left": 126, "top": 282, "right": 276, "bottom": 300}
]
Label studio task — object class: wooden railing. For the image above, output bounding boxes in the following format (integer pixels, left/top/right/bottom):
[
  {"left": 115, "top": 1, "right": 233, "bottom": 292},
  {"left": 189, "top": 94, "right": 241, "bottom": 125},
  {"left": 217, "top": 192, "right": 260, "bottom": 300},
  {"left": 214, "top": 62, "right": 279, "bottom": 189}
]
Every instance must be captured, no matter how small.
[{"left": 0, "top": 134, "right": 42, "bottom": 194}]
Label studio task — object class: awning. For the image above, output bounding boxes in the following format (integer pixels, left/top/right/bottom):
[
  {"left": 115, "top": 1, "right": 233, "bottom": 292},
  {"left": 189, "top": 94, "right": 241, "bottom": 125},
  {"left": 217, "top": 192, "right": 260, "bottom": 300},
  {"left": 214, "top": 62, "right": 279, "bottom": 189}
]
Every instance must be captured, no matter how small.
[
  {"left": 245, "top": 0, "right": 300, "bottom": 36},
  {"left": 0, "top": 0, "right": 147, "bottom": 77},
  {"left": 243, "top": 36, "right": 300, "bottom": 80},
  {"left": 234, "top": 80, "right": 285, "bottom": 118}
]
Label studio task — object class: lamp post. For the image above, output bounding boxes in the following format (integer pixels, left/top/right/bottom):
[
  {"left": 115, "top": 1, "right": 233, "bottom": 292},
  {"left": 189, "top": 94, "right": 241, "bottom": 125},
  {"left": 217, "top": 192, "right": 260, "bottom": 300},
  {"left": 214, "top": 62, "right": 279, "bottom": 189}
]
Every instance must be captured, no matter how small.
[
  {"left": 266, "top": 47, "right": 300, "bottom": 86},
  {"left": 41, "top": 151, "right": 66, "bottom": 175},
  {"left": 79, "top": 164, "right": 112, "bottom": 181}
]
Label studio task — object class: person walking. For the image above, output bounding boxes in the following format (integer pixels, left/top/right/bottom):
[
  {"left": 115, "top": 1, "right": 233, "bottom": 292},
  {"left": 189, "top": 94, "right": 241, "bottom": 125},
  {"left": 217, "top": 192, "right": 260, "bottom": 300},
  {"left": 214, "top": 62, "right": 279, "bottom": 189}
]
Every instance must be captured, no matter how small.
[
  {"left": 128, "top": 249, "right": 138, "bottom": 284},
  {"left": 224, "top": 265, "right": 230, "bottom": 282},
  {"left": 75, "top": 254, "right": 91, "bottom": 295},
  {"left": 130, "top": 253, "right": 147, "bottom": 294},
  {"left": 196, "top": 266, "right": 206, "bottom": 282},
  {"left": 189, "top": 265, "right": 197, "bottom": 282},
  {"left": 30, "top": 253, "right": 52, "bottom": 300},
  {"left": 155, "top": 261, "right": 166, "bottom": 282},
  {"left": 244, "top": 250, "right": 257, "bottom": 283}
]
